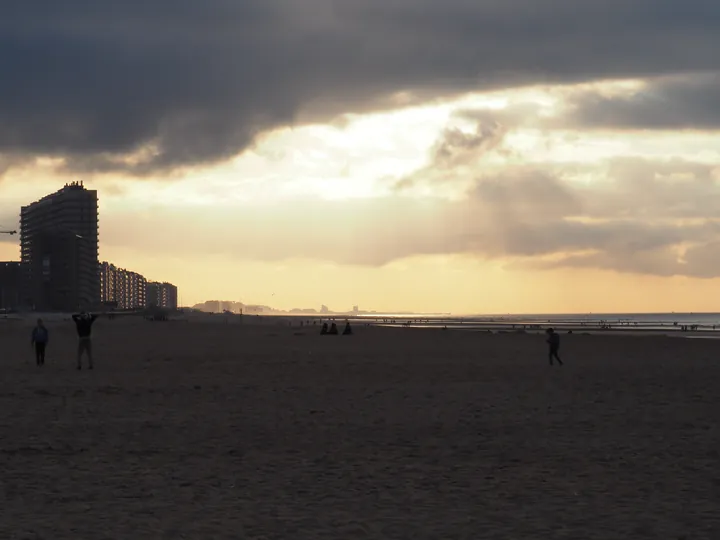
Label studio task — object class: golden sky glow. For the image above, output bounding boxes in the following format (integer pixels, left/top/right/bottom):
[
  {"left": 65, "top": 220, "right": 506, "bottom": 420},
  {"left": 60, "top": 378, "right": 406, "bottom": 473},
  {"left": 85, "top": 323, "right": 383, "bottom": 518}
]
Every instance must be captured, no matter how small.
[{"left": 3, "top": 79, "right": 720, "bottom": 313}]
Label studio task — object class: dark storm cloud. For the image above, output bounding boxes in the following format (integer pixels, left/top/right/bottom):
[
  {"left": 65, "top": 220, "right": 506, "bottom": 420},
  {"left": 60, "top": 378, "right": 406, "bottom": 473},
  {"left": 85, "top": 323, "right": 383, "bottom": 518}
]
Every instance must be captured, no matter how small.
[
  {"left": 563, "top": 73, "right": 720, "bottom": 130},
  {"left": 2, "top": 0, "right": 720, "bottom": 173}
]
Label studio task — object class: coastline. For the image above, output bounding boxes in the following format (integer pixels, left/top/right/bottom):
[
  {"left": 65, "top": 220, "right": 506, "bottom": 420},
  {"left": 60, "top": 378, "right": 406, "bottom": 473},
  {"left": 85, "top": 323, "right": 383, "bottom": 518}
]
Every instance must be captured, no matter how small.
[{"left": 5, "top": 309, "right": 720, "bottom": 337}]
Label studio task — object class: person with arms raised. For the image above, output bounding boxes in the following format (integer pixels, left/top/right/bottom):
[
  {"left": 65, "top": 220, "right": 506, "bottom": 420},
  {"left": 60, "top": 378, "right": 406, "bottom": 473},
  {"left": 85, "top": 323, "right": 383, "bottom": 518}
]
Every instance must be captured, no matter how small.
[{"left": 72, "top": 312, "right": 98, "bottom": 370}]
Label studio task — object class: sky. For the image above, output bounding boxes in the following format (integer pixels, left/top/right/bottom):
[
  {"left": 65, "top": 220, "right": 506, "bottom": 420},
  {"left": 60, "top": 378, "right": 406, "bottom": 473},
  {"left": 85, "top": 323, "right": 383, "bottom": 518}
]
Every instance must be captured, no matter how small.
[{"left": 2, "top": 1, "right": 720, "bottom": 314}]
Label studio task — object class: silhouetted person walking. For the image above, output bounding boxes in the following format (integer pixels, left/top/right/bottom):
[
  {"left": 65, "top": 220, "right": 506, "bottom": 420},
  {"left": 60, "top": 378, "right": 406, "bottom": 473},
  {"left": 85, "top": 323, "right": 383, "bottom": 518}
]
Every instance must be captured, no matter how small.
[
  {"left": 31, "top": 318, "right": 49, "bottom": 366},
  {"left": 329, "top": 322, "right": 339, "bottom": 335},
  {"left": 546, "top": 328, "right": 563, "bottom": 366},
  {"left": 342, "top": 321, "right": 352, "bottom": 335},
  {"left": 72, "top": 312, "right": 97, "bottom": 370}
]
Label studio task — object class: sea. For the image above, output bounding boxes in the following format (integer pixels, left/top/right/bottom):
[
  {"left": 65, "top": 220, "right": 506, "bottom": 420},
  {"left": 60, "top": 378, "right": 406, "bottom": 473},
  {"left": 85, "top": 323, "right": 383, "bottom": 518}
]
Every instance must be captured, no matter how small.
[{"left": 346, "top": 312, "right": 720, "bottom": 332}]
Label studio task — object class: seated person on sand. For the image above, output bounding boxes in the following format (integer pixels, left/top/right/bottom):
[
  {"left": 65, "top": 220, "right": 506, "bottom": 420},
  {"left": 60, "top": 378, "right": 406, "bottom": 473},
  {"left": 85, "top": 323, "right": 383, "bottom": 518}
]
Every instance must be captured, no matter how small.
[
  {"left": 329, "top": 322, "right": 339, "bottom": 335},
  {"left": 343, "top": 321, "right": 352, "bottom": 335},
  {"left": 321, "top": 322, "right": 329, "bottom": 335}
]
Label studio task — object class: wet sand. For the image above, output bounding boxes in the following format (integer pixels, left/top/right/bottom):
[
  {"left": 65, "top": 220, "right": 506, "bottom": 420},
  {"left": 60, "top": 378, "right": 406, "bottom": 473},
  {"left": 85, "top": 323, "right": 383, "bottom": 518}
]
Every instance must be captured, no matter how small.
[{"left": 0, "top": 316, "right": 718, "bottom": 538}]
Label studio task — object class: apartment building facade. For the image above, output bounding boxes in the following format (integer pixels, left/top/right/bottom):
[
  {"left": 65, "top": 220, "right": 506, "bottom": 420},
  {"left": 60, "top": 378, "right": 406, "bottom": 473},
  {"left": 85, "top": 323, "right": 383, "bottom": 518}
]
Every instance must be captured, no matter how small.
[
  {"left": 147, "top": 281, "right": 178, "bottom": 310},
  {"left": 99, "top": 261, "right": 147, "bottom": 310}
]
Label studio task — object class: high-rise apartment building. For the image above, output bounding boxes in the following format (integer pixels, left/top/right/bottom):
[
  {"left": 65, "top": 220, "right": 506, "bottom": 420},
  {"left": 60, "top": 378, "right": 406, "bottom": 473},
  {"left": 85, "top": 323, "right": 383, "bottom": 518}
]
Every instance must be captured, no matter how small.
[
  {"left": 147, "top": 281, "right": 178, "bottom": 310},
  {"left": 20, "top": 182, "right": 99, "bottom": 311}
]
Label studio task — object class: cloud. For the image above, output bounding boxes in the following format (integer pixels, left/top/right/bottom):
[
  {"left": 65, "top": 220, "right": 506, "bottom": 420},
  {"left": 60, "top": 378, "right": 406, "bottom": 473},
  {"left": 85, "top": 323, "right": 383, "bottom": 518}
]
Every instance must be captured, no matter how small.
[
  {"left": 580, "top": 159, "right": 720, "bottom": 219},
  {"left": 394, "top": 117, "right": 510, "bottom": 191},
  {"left": 0, "top": 206, "right": 19, "bottom": 230},
  {"left": 2, "top": 0, "right": 720, "bottom": 173},
  {"left": 85, "top": 154, "right": 720, "bottom": 279},
  {"left": 5, "top": 154, "right": 720, "bottom": 278},
  {"left": 432, "top": 121, "right": 509, "bottom": 168},
  {"left": 561, "top": 73, "right": 720, "bottom": 130},
  {"left": 0, "top": 154, "right": 32, "bottom": 179},
  {"left": 4, "top": 107, "right": 720, "bottom": 278},
  {"left": 475, "top": 157, "right": 720, "bottom": 278}
]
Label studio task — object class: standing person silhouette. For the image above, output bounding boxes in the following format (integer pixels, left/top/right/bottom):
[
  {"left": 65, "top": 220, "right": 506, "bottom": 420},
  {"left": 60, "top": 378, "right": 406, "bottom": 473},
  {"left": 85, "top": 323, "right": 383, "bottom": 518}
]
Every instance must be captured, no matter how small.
[
  {"left": 31, "top": 318, "right": 49, "bottom": 366},
  {"left": 72, "top": 312, "right": 97, "bottom": 370},
  {"left": 546, "top": 328, "right": 563, "bottom": 366}
]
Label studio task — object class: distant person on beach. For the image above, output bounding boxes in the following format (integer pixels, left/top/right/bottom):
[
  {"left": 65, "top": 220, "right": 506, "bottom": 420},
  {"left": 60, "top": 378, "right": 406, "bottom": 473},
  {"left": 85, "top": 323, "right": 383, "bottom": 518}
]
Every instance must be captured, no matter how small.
[
  {"left": 31, "top": 318, "right": 49, "bottom": 366},
  {"left": 546, "top": 328, "right": 563, "bottom": 366},
  {"left": 72, "top": 312, "right": 97, "bottom": 370},
  {"left": 329, "top": 322, "right": 338, "bottom": 335},
  {"left": 343, "top": 321, "right": 352, "bottom": 335},
  {"left": 320, "top": 322, "right": 328, "bottom": 335}
]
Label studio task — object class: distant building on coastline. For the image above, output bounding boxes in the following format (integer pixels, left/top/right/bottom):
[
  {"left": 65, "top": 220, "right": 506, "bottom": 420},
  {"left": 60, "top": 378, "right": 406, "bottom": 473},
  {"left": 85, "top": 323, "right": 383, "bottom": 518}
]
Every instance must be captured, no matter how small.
[
  {"left": 191, "top": 300, "right": 246, "bottom": 313},
  {"left": 195, "top": 300, "right": 221, "bottom": 313},
  {"left": 243, "top": 305, "right": 267, "bottom": 314},
  {"left": 20, "top": 182, "right": 99, "bottom": 311}
]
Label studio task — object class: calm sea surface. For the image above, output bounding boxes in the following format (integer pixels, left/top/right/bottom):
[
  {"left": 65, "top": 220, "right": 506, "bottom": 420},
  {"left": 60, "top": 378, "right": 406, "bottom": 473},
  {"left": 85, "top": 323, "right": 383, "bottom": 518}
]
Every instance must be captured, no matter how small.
[{"left": 348, "top": 312, "right": 720, "bottom": 331}]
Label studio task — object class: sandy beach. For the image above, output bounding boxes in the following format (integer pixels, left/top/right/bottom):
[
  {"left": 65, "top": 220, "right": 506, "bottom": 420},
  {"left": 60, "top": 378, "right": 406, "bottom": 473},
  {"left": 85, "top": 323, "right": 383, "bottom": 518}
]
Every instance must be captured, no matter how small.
[{"left": 0, "top": 315, "right": 718, "bottom": 539}]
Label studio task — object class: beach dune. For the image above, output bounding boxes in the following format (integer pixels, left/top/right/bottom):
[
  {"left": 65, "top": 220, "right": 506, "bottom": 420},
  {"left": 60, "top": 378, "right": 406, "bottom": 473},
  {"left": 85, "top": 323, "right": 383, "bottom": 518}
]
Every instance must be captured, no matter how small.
[{"left": 0, "top": 316, "right": 717, "bottom": 538}]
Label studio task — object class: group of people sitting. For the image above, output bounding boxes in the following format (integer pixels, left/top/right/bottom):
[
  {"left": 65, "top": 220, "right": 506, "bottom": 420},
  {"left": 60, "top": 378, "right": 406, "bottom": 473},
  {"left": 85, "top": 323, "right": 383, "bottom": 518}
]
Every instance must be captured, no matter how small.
[{"left": 320, "top": 321, "right": 352, "bottom": 335}]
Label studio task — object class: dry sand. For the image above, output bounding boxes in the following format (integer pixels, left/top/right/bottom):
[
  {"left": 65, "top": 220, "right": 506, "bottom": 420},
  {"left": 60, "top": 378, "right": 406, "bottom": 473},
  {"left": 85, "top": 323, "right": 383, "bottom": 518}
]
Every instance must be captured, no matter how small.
[{"left": 0, "top": 315, "right": 718, "bottom": 539}]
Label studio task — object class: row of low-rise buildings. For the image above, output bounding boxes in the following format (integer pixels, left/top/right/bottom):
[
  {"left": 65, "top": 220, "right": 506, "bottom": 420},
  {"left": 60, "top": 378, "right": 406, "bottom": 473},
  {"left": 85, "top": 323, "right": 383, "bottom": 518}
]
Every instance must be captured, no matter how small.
[{"left": 0, "top": 183, "right": 178, "bottom": 312}]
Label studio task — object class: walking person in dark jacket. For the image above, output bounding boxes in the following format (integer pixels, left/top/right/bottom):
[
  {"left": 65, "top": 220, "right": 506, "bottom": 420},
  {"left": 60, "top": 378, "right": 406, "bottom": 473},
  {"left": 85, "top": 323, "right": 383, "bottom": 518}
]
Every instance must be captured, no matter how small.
[
  {"left": 31, "top": 318, "right": 49, "bottom": 366},
  {"left": 72, "top": 312, "right": 98, "bottom": 370},
  {"left": 546, "top": 328, "right": 564, "bottom": 366}
]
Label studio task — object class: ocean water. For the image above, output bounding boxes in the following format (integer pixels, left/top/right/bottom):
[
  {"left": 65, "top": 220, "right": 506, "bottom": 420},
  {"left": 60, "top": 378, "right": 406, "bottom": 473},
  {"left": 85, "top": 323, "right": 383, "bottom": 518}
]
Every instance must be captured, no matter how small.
[{"left": 349, "top": 312, "right": 720, "bottom": 331}]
